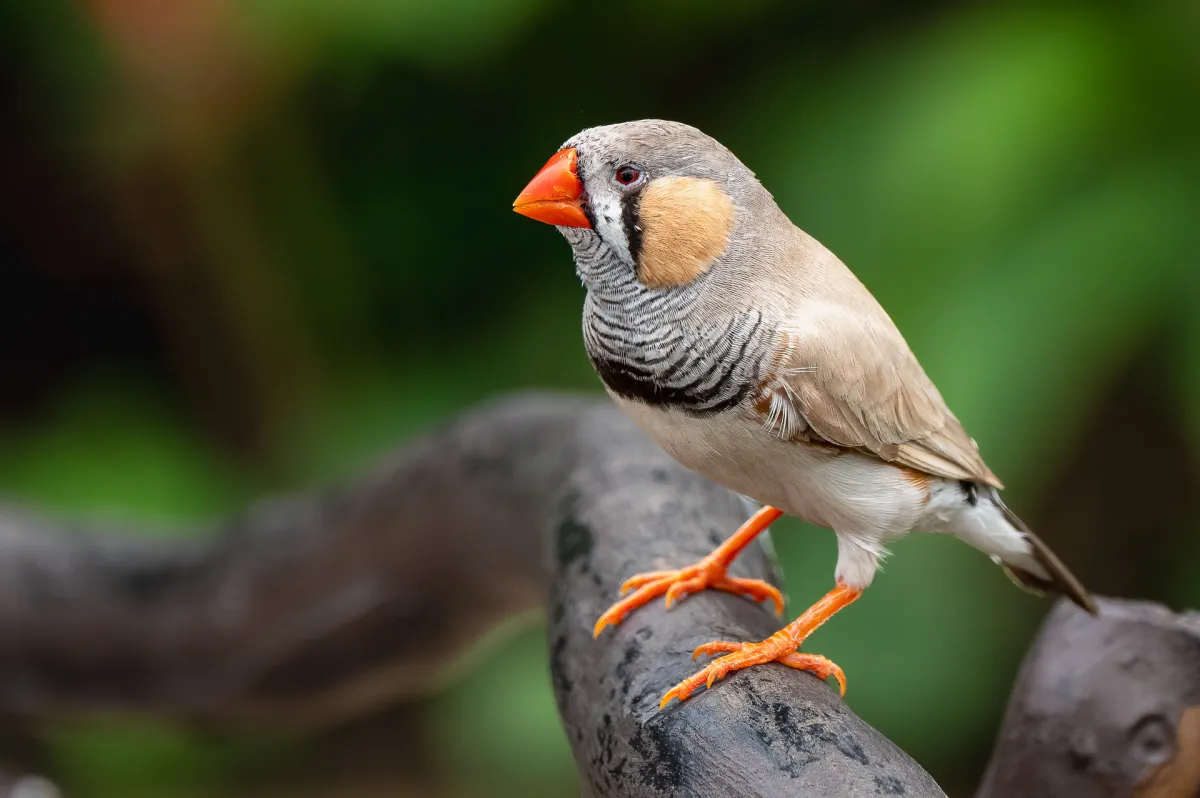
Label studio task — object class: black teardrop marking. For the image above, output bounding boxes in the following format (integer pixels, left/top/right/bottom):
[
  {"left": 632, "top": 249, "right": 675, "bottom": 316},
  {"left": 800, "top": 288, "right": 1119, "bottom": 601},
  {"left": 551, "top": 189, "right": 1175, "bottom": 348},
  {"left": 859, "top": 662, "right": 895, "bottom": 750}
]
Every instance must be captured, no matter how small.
[{"left": 621, "top": 185, "right": 645, "bottom": 266}]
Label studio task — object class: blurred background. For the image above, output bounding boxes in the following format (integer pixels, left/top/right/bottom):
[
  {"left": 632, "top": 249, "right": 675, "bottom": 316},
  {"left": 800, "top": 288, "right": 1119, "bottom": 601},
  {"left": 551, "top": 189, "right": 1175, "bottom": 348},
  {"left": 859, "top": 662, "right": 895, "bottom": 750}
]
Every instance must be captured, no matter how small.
[{"left": 1, "top": 0, "right": 1198, "bottom": 795}]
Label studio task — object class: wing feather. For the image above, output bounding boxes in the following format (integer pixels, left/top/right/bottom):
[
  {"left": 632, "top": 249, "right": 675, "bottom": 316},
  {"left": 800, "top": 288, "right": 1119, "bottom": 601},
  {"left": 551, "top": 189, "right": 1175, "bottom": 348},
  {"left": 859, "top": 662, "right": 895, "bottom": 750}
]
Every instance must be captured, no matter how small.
[{"left": 766, "top": 301, "right": 1003, "bottom": 488}]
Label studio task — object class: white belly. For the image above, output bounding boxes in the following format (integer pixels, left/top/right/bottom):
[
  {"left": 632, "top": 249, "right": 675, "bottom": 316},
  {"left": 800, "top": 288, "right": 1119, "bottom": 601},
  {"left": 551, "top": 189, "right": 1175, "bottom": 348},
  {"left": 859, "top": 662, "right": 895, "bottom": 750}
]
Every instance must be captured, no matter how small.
[{"left": 611, "top": 395, "right": 925, "bottom": 539}]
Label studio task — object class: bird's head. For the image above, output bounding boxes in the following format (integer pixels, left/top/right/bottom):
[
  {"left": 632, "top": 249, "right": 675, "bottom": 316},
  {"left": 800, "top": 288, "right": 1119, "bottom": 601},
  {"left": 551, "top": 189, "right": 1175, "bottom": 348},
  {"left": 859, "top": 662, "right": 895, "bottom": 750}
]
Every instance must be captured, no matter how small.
[{"left": 513, "top": 120, "right": 774, "bottom": 290}]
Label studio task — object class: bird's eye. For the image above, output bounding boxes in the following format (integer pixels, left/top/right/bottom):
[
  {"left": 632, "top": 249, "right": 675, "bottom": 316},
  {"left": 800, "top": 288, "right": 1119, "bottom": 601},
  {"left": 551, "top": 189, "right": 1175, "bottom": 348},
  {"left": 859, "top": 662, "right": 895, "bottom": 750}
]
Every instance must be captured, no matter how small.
[{"left": 615, "top": 165, "right": 641, "bottom": 186}]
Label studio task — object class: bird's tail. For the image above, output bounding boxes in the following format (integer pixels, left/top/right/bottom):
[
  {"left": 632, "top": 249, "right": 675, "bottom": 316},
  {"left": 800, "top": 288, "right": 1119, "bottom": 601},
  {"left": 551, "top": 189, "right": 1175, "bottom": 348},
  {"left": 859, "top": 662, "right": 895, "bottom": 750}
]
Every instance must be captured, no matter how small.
[{"left": 985, "top": 487, "right": 1097, "bottom": 615}]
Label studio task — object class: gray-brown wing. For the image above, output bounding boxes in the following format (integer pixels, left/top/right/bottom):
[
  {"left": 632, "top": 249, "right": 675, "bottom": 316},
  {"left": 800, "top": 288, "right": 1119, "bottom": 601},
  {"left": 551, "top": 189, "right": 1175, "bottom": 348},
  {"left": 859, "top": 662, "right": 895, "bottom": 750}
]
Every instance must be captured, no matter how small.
[{"left": 770, "top": 303, "right": 1003, "bottom": 488}]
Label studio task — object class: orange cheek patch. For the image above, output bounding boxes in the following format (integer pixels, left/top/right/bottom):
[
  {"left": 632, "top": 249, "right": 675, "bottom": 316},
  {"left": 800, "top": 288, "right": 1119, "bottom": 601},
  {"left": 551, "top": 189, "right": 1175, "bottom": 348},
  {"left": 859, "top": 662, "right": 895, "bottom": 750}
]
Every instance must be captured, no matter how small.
[{"left": 636, "top": 177, "right": 735, "bottom": 289}]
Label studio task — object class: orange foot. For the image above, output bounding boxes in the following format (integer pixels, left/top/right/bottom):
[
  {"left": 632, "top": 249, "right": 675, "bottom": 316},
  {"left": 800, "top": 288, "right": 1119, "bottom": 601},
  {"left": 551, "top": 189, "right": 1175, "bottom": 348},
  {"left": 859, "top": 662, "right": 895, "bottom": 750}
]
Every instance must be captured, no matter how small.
[
  {"left": 593, "top": 506, "right": 785, "bottom": 638},
  {"left": 660, "top": 584, "right": 862, "bottom": 709}
]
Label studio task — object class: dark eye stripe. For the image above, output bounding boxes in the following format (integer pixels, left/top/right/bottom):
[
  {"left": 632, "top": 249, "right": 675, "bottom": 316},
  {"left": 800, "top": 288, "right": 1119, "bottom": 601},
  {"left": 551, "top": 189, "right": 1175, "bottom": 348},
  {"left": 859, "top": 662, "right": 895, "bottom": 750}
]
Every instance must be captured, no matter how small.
[{"left": 621, "top": 186, "right": 644, "bottom": 266}]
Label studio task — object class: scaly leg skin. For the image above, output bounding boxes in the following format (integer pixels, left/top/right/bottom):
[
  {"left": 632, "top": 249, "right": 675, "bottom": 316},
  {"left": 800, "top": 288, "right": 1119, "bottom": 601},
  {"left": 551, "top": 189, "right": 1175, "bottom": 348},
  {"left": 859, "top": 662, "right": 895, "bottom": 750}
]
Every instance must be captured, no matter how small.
[
  {"left": 660, "top": 584, "right": 862, "bottom": 709},
  {"left": 593, "top": 506, "right": 785, "bottom": 638}
]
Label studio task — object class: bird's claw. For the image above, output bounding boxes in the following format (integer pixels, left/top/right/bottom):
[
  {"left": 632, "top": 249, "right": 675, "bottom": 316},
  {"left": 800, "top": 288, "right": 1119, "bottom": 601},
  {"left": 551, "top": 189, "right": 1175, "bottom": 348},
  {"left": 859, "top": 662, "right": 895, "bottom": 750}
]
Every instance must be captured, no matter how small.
[
  {"left": 594, "top": 563, "right": 783, "bottom": 638},
  {"left": 691, "top": 640, "right": 748, "bottom": 659},
  {"left": 659, "top": 639, "right": 846, "bottom": 709},
  {"left": 618, "top": 571, "right": 674, "bottom": 595}
]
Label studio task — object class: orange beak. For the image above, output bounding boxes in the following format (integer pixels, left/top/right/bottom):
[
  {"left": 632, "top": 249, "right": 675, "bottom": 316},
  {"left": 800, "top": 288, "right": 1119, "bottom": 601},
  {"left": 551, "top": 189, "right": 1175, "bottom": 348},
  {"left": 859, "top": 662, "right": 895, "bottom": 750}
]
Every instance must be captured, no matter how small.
[{"left": 513, "top": 148, "right": 591, "bottom": 228}]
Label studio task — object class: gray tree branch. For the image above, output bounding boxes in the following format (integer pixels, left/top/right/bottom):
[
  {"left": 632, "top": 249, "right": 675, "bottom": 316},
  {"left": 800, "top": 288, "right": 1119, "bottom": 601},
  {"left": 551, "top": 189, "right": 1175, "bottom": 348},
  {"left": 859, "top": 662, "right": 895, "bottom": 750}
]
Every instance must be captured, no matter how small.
[
  {"left": 978, "top": 597, "right": 1200, "bottom": 798},
  {"left": 0, "top": 393, "right": 944, "bottom": 796}
]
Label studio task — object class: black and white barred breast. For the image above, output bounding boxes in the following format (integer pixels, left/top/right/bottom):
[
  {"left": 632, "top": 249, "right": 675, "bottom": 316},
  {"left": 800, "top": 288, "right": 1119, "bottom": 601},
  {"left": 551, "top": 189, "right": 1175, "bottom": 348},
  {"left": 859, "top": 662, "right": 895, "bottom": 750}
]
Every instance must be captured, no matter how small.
[{"left": 572, "top": 233, "right": 769, "bottom": 415}]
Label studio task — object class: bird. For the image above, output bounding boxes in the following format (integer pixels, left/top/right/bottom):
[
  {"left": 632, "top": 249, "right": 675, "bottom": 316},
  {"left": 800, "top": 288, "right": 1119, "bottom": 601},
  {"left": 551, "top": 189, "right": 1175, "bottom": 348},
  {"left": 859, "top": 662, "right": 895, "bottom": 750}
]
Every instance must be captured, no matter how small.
[{"left": 511, "top": 119, "right": 1096, "bottom": 709}]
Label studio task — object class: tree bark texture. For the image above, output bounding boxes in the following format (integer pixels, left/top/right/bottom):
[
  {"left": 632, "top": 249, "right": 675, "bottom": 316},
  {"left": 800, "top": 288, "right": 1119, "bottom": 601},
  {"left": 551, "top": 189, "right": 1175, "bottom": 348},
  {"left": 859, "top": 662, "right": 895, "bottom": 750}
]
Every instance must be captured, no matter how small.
[
  {"left": 0, "top": 394, "right": 945, "bottom": 797},
  {"left": 978, "top": 597, "right": 1200, "bottom": 798}
]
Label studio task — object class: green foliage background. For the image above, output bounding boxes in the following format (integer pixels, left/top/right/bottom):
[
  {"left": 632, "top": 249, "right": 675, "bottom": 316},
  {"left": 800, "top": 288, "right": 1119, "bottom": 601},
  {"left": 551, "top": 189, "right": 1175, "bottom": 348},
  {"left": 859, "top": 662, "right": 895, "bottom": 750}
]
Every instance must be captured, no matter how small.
[{"left": 0, "top": 0, "right": 1197, "bottom": 795}]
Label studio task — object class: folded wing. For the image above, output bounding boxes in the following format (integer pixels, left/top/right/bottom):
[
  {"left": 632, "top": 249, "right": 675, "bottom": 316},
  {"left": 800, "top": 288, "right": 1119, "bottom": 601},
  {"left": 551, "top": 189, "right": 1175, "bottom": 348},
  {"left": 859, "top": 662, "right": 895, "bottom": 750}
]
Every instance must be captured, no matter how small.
[{"left": 767, "top": 301, "right": 1003, "bottom": 488}]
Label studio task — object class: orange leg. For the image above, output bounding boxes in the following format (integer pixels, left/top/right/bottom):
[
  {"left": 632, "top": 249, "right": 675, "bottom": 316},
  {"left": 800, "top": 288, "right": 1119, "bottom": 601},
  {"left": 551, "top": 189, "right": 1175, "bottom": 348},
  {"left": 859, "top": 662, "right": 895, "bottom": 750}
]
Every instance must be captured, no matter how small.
[
  {"left": 660, "top": 584, "right": 861, "bottom": 709},
  {"left": 593, "top": 505, "right": 785, "bottom": 638}
]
